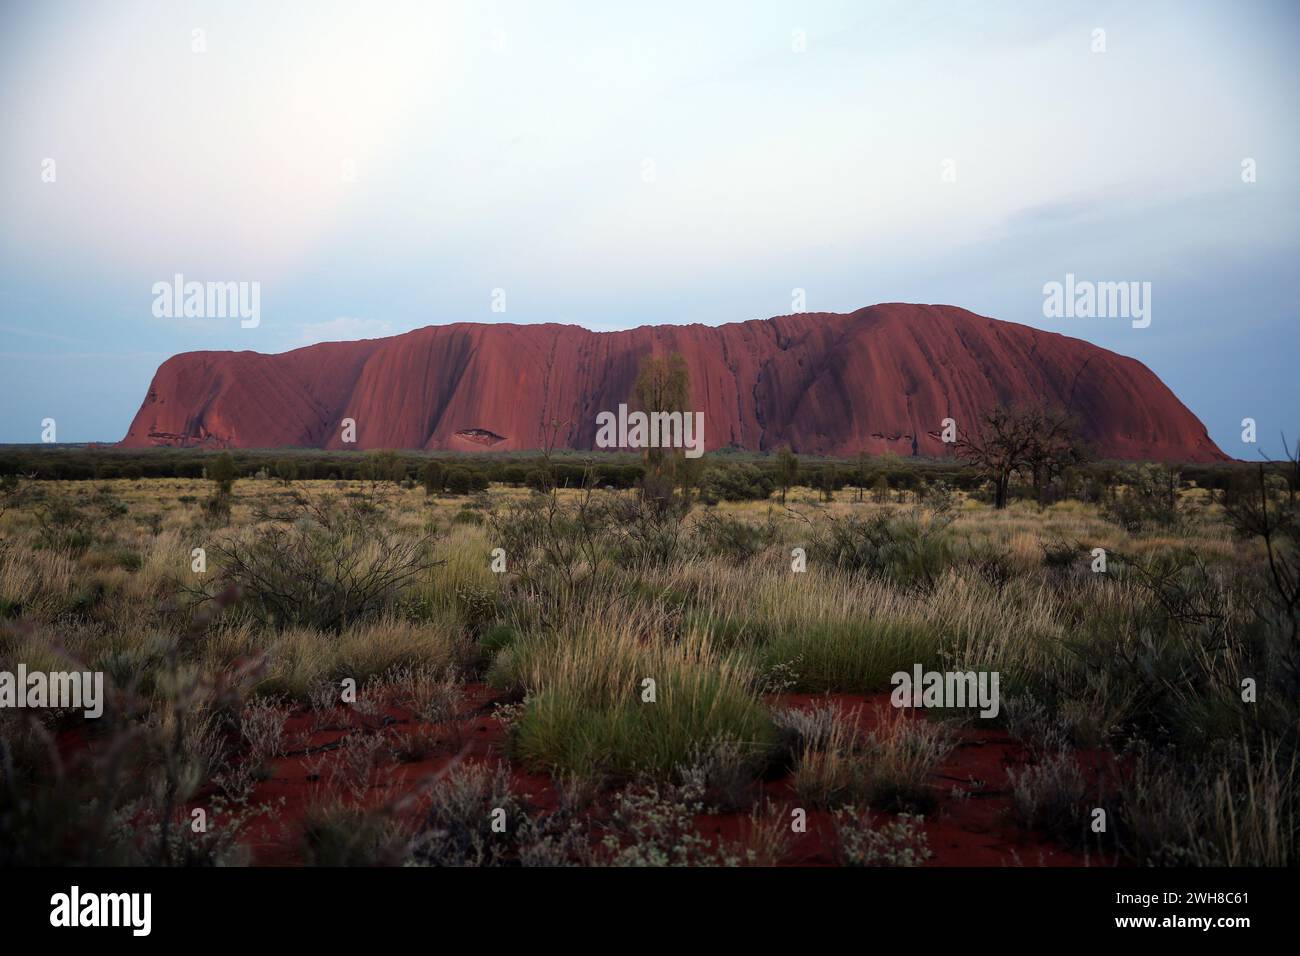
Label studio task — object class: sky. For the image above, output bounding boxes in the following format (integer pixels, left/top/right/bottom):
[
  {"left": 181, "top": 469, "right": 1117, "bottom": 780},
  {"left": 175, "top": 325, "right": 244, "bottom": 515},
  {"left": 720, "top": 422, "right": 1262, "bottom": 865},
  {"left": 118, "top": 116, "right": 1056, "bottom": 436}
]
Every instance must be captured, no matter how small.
[{"left": 1, "top": 0, "right": 1296, "bottom": 457}]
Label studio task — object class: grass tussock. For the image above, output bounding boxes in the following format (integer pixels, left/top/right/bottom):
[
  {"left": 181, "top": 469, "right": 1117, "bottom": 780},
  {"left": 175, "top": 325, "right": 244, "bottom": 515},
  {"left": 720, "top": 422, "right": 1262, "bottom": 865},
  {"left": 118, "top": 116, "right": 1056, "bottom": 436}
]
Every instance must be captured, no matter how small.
[{"left": 499, "top": 610, "right": 777, "bottom": 782}]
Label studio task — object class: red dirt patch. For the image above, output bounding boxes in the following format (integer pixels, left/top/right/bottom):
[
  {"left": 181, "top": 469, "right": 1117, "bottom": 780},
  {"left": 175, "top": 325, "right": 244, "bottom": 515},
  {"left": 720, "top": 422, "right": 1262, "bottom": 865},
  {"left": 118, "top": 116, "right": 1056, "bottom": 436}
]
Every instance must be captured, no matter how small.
[{"left": 200, "top": 686, "right": 1110, "bottom": 866}]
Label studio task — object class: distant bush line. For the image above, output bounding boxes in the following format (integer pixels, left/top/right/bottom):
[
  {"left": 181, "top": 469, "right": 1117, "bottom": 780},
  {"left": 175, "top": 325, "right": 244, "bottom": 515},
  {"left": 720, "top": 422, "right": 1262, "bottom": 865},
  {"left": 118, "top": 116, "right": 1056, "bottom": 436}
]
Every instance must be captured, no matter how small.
[
  {"left": 0, "top": 448, "right": 649, "bottom": 488},
  {"left": 0, "top": 445, "right": 1275, "bottom": 501}
]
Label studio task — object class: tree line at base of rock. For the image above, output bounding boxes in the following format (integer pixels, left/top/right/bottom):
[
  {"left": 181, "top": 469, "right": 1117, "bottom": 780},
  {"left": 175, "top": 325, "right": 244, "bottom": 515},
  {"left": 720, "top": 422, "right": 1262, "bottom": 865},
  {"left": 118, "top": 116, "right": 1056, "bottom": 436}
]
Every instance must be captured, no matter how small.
[{"left": 1, "top": 443, "right": 1288, "bottom": 513}]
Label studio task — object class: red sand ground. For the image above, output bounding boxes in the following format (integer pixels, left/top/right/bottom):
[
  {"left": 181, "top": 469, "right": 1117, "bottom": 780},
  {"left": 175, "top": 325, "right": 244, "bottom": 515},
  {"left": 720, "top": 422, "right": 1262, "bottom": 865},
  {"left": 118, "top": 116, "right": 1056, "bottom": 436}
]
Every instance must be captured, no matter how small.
[{"left": 212, "top": 685, "right": 1111, "bottom": 867}]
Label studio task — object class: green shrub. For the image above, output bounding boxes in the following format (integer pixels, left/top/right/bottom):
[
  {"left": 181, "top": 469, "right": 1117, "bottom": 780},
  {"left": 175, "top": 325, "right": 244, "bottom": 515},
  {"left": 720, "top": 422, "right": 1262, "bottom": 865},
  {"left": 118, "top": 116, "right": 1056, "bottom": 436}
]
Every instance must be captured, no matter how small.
[
  {"left": 698, "top": 464, "right": 775, "bottom": 503},
  {"left": 693, "top": 511, "right": 777, "bottom": 562},
  {"left": 809, "top": 513, "right": 955, "bottom": 589}
]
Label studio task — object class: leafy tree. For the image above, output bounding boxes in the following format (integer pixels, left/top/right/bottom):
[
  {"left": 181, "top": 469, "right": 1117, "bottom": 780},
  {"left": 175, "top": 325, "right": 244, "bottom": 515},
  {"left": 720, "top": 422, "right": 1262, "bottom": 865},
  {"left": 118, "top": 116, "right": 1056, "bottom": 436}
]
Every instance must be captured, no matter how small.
[
  {"left": 525, "top": 468, "right": 554, "bottom": 493},
  {"left": 698, "top": 464, "right": 775, "bottom": 503},
  {"left": 634, "top": 352, "right": 693, "bottom": 510},
  {"left": 207, "top": 452, "right": 237, "bottom": 496},
  {"left": 445, "top": 467, "right": 474, "bottom": 495},
  {"left": 361, "top": 449, "right": 404, "bottom": 488},
  {"left": 422, "top": 460, "right": 444, "bottom": 496},
  {"left": 634, "top": 354, "right": 691, "bottom": 431},
  {"left": 855, "top": 451, "right": 871, "bottom": 503},
  {"left": 676, "top": 453, "right": 706, "bottom": 503},
  {"left": 274, "top": 458, "right": 298, "bottom": 485},
  {"left": 815, "top": 469, "right": 835, "bottom": 502},
  {"left": 1103, "top": 463, "right": 1184, "bottom": 532}
]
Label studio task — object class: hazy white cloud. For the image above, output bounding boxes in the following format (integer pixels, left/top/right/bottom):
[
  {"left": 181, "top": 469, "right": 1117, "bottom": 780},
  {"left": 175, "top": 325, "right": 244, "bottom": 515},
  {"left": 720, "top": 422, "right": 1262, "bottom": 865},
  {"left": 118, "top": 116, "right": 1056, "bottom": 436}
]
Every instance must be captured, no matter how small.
[
  {"left": 295, "top": 316, "right": 395, "bottom": 346},
  {"left": 0, "top": 1, "right": 466, "bottom": 275},
  {"left": 0, "top": 322, "right": 91, "bottom": 346}
]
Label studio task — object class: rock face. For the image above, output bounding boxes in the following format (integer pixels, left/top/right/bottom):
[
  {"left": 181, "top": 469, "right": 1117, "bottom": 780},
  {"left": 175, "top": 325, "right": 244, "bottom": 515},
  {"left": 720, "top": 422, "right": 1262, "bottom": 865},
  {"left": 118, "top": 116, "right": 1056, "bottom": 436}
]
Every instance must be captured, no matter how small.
[{"left": 120, "top": 303, "right": 1225, "bottom": 461}]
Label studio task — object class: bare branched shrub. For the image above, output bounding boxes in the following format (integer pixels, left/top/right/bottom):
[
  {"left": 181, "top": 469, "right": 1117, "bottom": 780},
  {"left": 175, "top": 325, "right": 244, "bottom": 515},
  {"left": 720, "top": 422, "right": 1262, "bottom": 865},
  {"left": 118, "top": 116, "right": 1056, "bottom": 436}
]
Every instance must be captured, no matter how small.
[
  {"left": 239, "top": 697, "right": 290, "bottom": 768},
  {"left": 33, "top": 495, "right": 96, "bottom": 553},
  {"left": 204, "top": 491, "right": 440, "bottom": 632},
  {"left": 863, "top": 710, "right": 954, "bottom": 813},
  {"left": 0, "top": 472, "right": 33, "bottom": 520},
  {"left": 679, "top": 735, "right": 765, "bottom": 812},
  {"left": 1007, "top": 749, "right": 1090, "bottom": 842},
  {"left": 1223, "top": 455, "right": 1300, "bottom": 653},
  {"left": 1103, "top": 463, "right": 1187, "bottom": 533},
  {"left": 483, "top": 480, "right": 618, "bottom": 629},
  {"left": 213, "top": 761, "right": 258, "bottom": 806},
  {"left": 308, "top": 679, "right": 342, "bottom": 732},
  {"left": 409, "top": 762, "right": 527, "bottom": 866},
  {"left": 328, "top": 732, "right": 388, "bottom": 803},
  {"left": 945, "top": 403, "right": 1086, "bottom": 509},
  {"left": 693, "top": 511, "right": 777, "bottom": 562},
  {"left": 1002, "top": 695, "right": 1070, "bottom": 756},
  {"left": 382, "top": 664, "right": 464, "bottom": 725},
  {"left": 789, "top": 704, "right": 868, "bottom": 808},
  {"left": 300, "top": 799, "right": 413, "bottom": 866},
  {"left": 387, "top": 724, "right": 440, "bottom": 763}
]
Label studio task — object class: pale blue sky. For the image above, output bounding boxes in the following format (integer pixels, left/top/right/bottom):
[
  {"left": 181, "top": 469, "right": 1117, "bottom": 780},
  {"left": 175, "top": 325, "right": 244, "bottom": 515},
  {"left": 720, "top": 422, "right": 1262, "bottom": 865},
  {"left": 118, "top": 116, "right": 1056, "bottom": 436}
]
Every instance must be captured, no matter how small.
[{"left": 1, "top": 0, "right": 1296, "bottom": 456}]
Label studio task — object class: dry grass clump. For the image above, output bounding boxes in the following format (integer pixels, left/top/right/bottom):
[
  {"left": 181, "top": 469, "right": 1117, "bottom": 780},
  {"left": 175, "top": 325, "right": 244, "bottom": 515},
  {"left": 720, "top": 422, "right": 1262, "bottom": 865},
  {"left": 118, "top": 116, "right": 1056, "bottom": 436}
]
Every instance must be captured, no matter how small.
[
  {"left": 784, "top": 703, "right": 952, "bottom": 812},
  {"left": 497, "top": 607, "right": 777, "bottom": 783}
]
